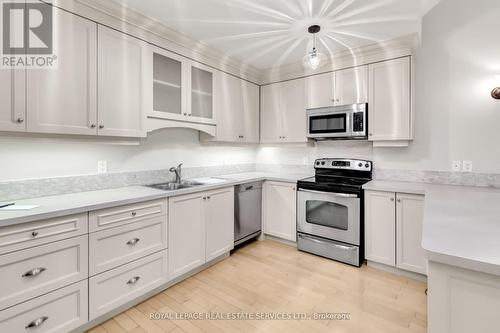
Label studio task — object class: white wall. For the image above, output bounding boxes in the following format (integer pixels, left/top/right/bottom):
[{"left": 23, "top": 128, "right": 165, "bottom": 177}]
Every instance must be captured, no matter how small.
[
  {"left": 0, "top": 129, "right": 257, "bottom": 182},
  {"left": 258, "top": 0, "right": 500, "bottom": 174}
]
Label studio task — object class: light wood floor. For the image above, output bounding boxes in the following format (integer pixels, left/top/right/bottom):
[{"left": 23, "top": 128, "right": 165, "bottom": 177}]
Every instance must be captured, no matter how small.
[{"left": 87, "top": 240, "right": 427, "bottom": 333}]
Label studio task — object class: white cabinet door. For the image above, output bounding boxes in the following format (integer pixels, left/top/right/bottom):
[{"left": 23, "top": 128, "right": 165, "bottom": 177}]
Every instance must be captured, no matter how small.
[
  {"left": 27, "top": 6, "right": 97, "bottom": 135},
  {"left": 364, "top": 190, "right": 396, "bottom": 266},
  {"left": 150, "top": 47, "right": 188, "bottom": 122},
  {"left": 260, "top": 84, "right": 282, "bottom": 143},
  {"left": 214, "top": 72, "right": 243, "bottom": 141},
  {"left": 241, "top": 80, "right": 260, "bottom": 143},
  {"left": 280, "top": 79, "right": 307, "bottom": 143},
  {"left": 333, "top": 65, "right": 368, "bottom": 105},
  {"left": 188, "top": 62, "right": 216, "bottom": 125},
  {"left": 98, "top": 26, "right": 149, "bottom": 137},
  {"left": 306, "top": 72, "right": 334, "bottom": 109},
  {"left": 168, "top": 192, "right": 205, "bottom": 279},
  {"left": 205, "top": 187, "right": 234, "bottom": 261},
  {"left": 368, "top": 57, "right": 411, "bottom": 141},
  {"left": 396, "top": 193, "right": 426, "bottom": 274},
  {"left": 263, "top": 181, "right": 296, "bottom": 242},
  {"left": 0, "top": 68, "right": 25, "bottom": 132}
]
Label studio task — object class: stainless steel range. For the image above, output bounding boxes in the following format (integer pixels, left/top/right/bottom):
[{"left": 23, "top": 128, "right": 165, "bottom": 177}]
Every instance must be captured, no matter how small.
[{"left": 297, "top": 158, "right": 372, "bottom": 267}]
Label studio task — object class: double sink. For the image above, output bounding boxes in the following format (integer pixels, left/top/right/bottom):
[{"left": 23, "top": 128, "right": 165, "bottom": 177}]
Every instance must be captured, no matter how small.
[{"left": 146, "top": 180, "right": 205, "bottom": 191}]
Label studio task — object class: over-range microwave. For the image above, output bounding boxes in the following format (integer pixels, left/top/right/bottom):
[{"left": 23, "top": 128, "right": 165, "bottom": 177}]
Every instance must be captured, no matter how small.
[{"left": 306, "top": 103, "right": 367, "bottom": 140}]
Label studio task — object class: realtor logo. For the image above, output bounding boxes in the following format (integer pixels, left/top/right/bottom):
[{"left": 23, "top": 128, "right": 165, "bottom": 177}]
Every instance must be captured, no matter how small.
[{"left": 1, "top": 0, "right": 56, "bottom": 68}]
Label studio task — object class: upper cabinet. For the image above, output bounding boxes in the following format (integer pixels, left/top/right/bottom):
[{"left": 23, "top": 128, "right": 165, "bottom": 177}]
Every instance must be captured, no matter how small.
[
  {"left": 98, "top": 26, "right": 149, "bottom": 138},
  {"left": 260, "top": 79, "right": 307, "bottom": 143},
  {"left": 188, "top": 63, "right": 216, "bottom": 125},
  {"left": 306, "top": 66, "right": 368, "bottom": 109},
  {"left": 27, "top": 6, "right": 97, "bottom": 135},
  {"left": 368, "top": 57, "right": 412, "bottom": 145},
  {"left": 0, "top": 69, "right": 25, "bottom": 132},
  {"left": 202, "top": 72, "right": 259, "bottom": 143}
]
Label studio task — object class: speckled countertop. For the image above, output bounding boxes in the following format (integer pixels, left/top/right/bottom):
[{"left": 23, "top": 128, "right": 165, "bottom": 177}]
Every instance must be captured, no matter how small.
[{"left": 0, "top": 172, "right": 310, "bottom": 227}]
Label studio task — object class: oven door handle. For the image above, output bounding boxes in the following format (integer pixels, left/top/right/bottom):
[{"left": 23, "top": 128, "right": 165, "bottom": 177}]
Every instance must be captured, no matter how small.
[
  {"left": 298, "top": 189, "right": 358, "bottom": 198},
  {"left": 298, "top": 234, "right": 357, "bottom": 251}
]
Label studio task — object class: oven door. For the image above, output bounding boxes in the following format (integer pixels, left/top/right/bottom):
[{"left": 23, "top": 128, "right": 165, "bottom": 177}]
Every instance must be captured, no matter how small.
[
  {"left": 297, "top": 189, "right": 360, "bottom": 245},
  {"left": 307, "top": 108, "right": 351, "bottom": 139}
]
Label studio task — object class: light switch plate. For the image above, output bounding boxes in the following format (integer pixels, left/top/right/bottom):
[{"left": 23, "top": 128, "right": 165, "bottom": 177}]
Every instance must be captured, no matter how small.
[
  {"left": 462, "top": 160, "right": 473, "bottom": 172},
  {"left": 452, "top": 161, "right": 461, "bottom": 172},
  {"left": 97, "top": 160, "right": 107, "bottom": 174}
]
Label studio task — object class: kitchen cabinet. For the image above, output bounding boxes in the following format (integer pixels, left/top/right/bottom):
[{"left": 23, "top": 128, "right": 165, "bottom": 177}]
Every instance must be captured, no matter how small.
[
  {"left": 0, "top": 69, "right": 25, "bottom": 132},
  {"left": 368, "top": 57, "right": 412, "bottom": 143},
  {"left": 263, "top": 181, "right": 296, "bottom": 242},
  {"left": 365, "top": 190, "right": 396, "bottom": 266},
  {"left": 205, "top": 187, "right": 235, "bottom": 261},
  {"left": 333, "top": 66, "right": 368, "bottom": 105},
  {"left": 98, "top": 25, "right": 150, "bottom": 137},
  {"left": 188, "top": 62, "right": 216, "bottom": 125},
  {"left": 305, "top": 66, "right": 367, "bottom": 109},
  {"left": 168, "top": 187, "right": 234, "bottom": 279},
  {"left": 260, "top": 79, "right": 307, "bottom": 143},
  {"left": 396, "top": 193, "right": 426, "bottom": 274},
  {"left": 365, "top": 190, "right": 426, "bottom": 274},
  {"left": 202, "top": 72, "right": 259, "bottom": 143},
  {"left": 27, "top": 6, "right": 97, "bottom": 135}
]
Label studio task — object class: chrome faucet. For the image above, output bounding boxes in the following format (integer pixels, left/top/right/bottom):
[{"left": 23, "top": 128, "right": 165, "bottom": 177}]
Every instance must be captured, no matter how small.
[{"left": 169, "top": 163, "right": 183, "bottom": 183}]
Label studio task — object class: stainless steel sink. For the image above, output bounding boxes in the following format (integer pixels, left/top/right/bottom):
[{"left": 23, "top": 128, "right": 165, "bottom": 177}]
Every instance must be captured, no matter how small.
[{"left": 146, "top": 181, "right": 204, "bottom": 191}]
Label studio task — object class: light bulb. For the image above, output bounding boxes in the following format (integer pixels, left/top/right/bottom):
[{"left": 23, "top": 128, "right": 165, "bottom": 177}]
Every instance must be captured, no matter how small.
[{"left": 303, "top": 48, "right": 327, "bottom": 70}]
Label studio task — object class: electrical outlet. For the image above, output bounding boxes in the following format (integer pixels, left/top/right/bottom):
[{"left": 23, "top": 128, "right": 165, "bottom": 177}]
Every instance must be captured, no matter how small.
[
  {"left": 97, "top": 160, "right": 107, "bottom": 174},
  {"left": 452, "top": 161, "right": 462, "bottom": 172},
  {"left": 462, "top": 160, "right": 473, "bottom": 172}
]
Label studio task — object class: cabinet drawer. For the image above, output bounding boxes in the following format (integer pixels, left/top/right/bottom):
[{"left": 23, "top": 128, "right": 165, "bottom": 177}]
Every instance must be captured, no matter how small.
[
  {"left": 0, "top": 280, "right": 88, "bottom": 333},
  {"left": 0, "top": 213, "right": 88, "bottom": 255},
  {"left": 90, "top": 250, "right": 168, "bottom": 320},
  {"left": 89, "top": 215, "right": 167, "bottom": 275},
  {"left": 0, "top": 235, "right": 88, "bottom": 310},
  {"left": 89, "top": 199, "right": 167, "bottom": 232}
]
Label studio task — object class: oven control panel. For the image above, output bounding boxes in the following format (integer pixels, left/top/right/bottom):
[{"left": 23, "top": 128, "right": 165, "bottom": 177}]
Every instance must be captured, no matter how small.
[{"left": 314, "top": 158, "right": 372, "bottom": 171}]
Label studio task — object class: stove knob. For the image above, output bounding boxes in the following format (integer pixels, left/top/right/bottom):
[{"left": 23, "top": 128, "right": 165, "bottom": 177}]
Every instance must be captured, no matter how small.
[
  {"left": 358, "top": 163, "right": 363, "bottom": 168},
  {"left": 316, "top": 161, "right": 320, "bottom": 166},
  {"left": 321, "top": 161, "right": 326, "bottom": 166},
  {"left": 365, "top": 163, "right": 370, "bottom": 168}
]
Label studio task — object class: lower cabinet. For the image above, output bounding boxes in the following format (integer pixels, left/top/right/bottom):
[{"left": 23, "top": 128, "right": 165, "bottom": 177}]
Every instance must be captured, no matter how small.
[
  {"left": 0, "top": 280, "right": 88, "bottom": 333},
  {"left": 263, "top": 181, "right": 297, "bottom": 242},
  {"left": 365, "top": 190, "right": 426, "bottom": 275},
  {"left": 89, "top": 250, "right": 168, "bottom": 320},
  {"left": 168, "top": 186, "right": 234, "bottom": 279}
]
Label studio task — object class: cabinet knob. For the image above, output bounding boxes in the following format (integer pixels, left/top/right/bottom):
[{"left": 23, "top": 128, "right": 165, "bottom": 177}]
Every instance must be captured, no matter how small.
[
  {"left": 126, "top": 238, "right": 140, "bottom": 246},
  {"left": 99, "top": 125, "right": 104, "bottom": 129},
  {"left": 90, "top": 124, "right": 96, "bottom": 128},
  {"left": 397, "top": 199, "right": 401, "bottom": 203},
  {"left": 369, "top": 133, "right": 373, "bottom": 136},
  {"left": 31, "top": 231, "right": 38, "bottom": 237},
  {"left": 207, "top": 196, "right": 211, "bottom": 200},
  {"left": 390, "top": 197, "right": 395, "bottom": 202},
  {"left": 203, "top": 197, "right": 206, "bottom": 200},
  {"left": 131, "top": 211, "right": 137, "bottom": 217},
  {"left": 16, "top": 117, "right": 24, "bottom": 123},
  {"left": 25, "top": 316, "right": 49, "bottom": 329}
]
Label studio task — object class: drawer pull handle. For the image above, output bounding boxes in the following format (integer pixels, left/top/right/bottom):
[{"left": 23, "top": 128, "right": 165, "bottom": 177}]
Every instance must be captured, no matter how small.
[
  {"left": 22, "top": 267, "right": 46, "bottom": 278},
  {"left": 131, "top": 211, "right": 137, "bottom": 217},
  {"left": 31, "top": 231, "right": 38, "bottom": 237},
  {"left": 126, "top": 238, "right": 140, "bottom": 246},
  {"left": 25, "top": 316, "right": 48, "bottom": 329},
  {"left": 127, "top": 276, "right": 140, "bottom": 285}
]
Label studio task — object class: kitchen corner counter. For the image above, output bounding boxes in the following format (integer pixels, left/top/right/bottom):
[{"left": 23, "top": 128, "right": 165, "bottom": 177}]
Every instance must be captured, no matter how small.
[
  {"left": 0, "top": 172, "right": 311, "bottom": 227},
  {"left": 422, "top": 184, "right": 500, "bottom": 277}
]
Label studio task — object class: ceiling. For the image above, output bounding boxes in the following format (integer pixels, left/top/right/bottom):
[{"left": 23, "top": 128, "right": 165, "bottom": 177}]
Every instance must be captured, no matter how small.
[{"left": 114, "top": 0, "right": 440, "bottom": 70}]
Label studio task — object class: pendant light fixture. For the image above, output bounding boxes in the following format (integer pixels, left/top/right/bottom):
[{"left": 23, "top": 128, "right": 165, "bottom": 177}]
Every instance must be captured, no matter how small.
[{"left": 303, "top": 25, "right": 326, "bottom": 70}]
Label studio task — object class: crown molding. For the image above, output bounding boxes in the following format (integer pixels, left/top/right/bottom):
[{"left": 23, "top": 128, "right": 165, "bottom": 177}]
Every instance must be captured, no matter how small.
[
  {"left": 261, "top": 33, "right": 420, "bottom": 85},
  {"left": 46, "top": 0, "right": 263, "bottom": 84}
]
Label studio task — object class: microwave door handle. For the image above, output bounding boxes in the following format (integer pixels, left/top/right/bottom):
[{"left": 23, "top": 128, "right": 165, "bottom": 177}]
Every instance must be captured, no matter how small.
[{"left": 298, "top": 189, "right": 358, "bottom": 198}]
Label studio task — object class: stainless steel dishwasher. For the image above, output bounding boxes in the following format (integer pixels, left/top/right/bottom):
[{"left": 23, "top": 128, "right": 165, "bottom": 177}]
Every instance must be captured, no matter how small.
[{"left": 234, "top": 182, "right": 262, "bottom": 246}]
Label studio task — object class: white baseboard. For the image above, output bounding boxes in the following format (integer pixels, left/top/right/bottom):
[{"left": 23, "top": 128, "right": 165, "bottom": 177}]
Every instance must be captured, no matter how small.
[{"left": 366, "top": 260, "right": 427, "bottom": 282}]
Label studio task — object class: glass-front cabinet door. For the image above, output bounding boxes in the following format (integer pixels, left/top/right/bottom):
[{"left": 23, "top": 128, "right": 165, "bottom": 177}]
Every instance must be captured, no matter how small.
[
  {"left": 150, "top": 47, "right": 187, "bottom": 121},
  {"left": 188, "top": 62, "right": 216, "bottom": 125}
]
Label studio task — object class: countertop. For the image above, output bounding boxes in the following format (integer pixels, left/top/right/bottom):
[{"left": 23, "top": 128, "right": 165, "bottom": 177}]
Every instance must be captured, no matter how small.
[
  {"left": 0, "top": 171, "right": 310, "bottom": 227},
  {"left": 362, "top": 179, "right": 427, "bottom": 195}
]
